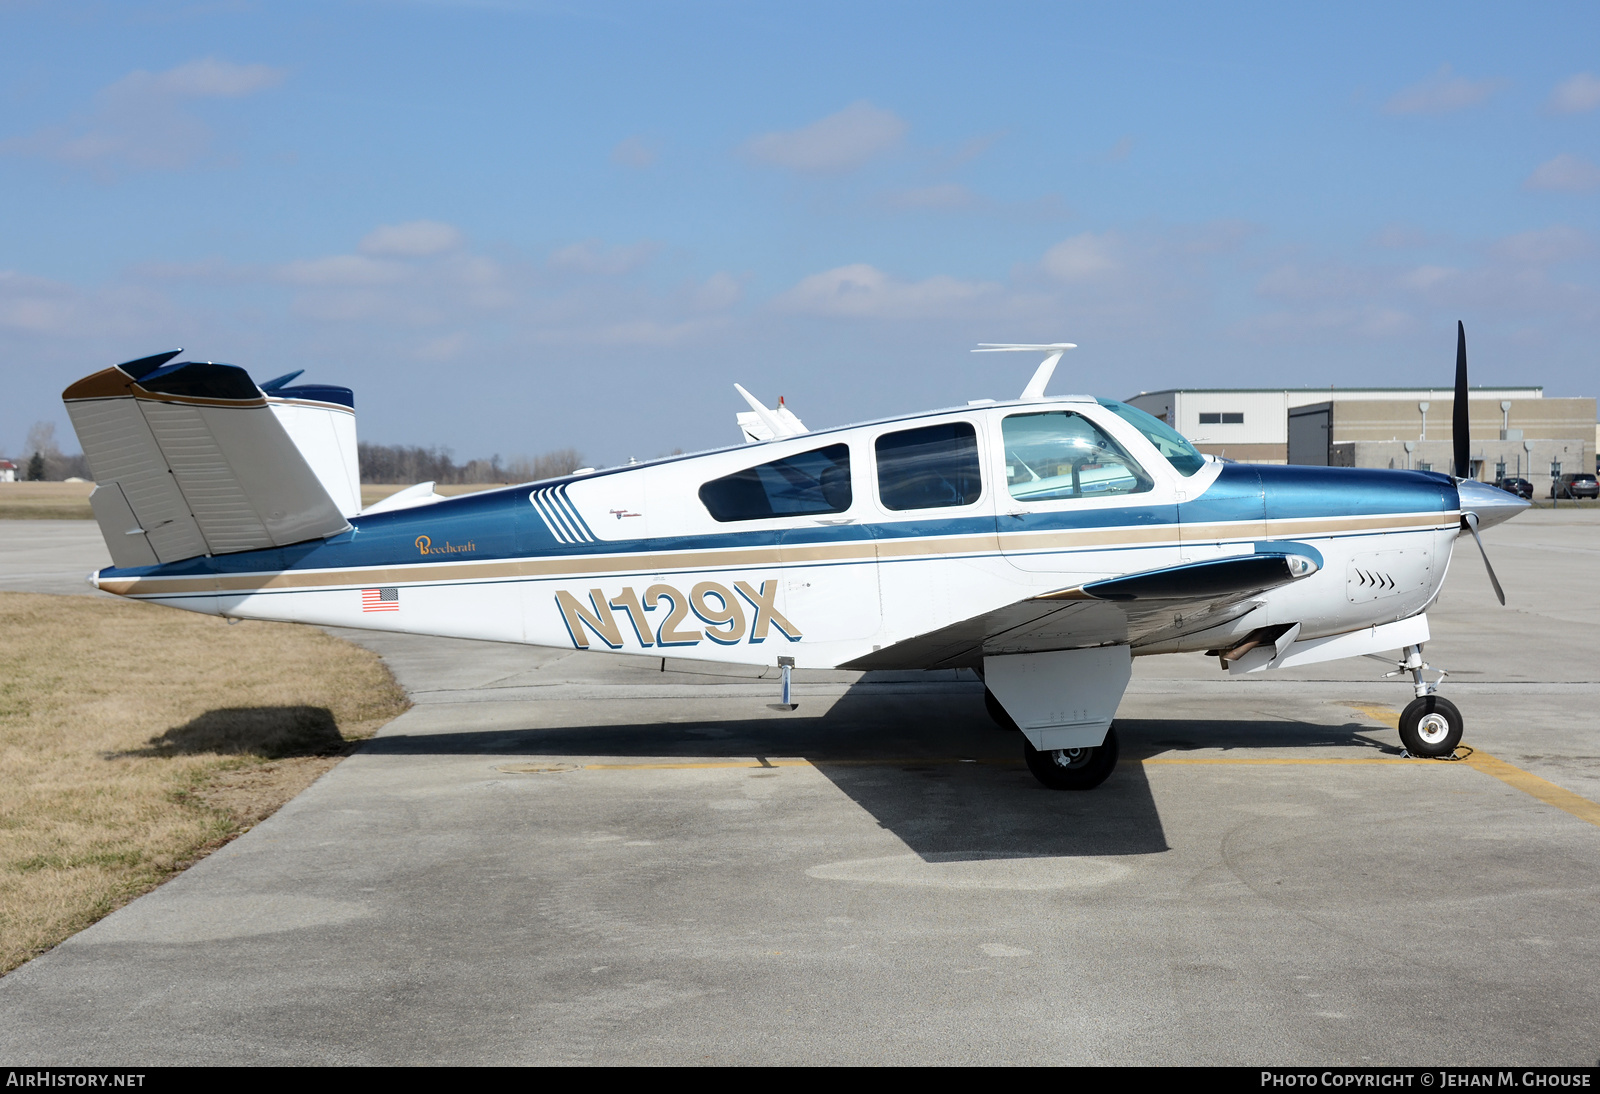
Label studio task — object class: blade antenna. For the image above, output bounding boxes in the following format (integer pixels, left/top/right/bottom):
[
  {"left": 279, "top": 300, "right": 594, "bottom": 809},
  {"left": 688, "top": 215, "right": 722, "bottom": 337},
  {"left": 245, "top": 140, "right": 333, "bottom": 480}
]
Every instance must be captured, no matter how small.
[
  {"left": 972, "top": 342, "right": 1078, "bottom": 399},
  {"left": 733, "top": 383, "right": 792, "bottom": 439},
  {"left": 1453, "top": 321, "right": 1470, "bottom": 480}
]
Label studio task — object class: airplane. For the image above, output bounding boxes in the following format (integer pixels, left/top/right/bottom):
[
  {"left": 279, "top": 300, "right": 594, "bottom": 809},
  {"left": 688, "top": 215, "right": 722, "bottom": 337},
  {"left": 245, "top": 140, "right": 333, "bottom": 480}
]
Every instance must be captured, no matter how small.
[{"left": 60, "top": 325, "right": 1528, "bottom": 790}]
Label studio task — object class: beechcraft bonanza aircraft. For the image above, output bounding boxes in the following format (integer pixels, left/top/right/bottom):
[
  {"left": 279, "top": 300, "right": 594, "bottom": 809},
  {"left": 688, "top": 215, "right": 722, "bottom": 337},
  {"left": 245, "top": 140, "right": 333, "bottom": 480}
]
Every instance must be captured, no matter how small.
[{"left": 62, "top": 327, "right": 1527, "bottom": 790}]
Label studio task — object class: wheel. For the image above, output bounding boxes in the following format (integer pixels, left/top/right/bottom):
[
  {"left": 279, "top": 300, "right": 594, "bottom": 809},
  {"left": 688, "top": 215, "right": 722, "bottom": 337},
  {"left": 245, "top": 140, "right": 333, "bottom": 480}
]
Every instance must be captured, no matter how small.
[
  {"left": 1023, "top": 726, "right": 1119, "bottom": 790},
  {"left": 1398, "top": 695, "right": 1463, "bottom": 758},
  {"left": 984, "top": 688, "right": 1019, "bottom": 731}
]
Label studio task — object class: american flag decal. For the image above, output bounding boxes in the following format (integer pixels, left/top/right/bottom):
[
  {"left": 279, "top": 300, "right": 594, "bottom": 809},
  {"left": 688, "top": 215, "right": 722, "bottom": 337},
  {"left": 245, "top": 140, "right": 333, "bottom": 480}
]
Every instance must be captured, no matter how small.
[{"left": 361, "top": 587, "right": 400, "bottom": 612}]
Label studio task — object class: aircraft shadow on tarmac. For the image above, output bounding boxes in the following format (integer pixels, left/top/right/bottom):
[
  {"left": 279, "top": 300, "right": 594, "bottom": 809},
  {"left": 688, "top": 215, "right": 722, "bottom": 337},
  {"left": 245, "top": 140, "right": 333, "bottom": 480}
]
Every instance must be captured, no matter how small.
[{"left": 352, "top": 680, "right": 1398, "bottom": 863}]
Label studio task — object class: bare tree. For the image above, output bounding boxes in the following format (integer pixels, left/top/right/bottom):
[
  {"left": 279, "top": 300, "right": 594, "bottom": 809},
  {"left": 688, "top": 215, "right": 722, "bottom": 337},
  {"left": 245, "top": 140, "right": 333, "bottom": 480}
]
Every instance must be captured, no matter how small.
[
  {"left": 357, "top": 443, "right": 585, "bottom": 484},
  {"left": 21, "top": 421, "right": 88, "bottom": 480}
]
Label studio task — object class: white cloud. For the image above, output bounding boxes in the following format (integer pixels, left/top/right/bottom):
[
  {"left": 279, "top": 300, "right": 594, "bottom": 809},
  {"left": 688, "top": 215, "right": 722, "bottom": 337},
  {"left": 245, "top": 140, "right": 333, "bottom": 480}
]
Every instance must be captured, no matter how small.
[
  {"left": 1040, "top": 232, "right": 1122, "bottom": 281},
  {"left": 416, "top": 332, "right": 472, "bottom": 361},
  {"left": 360, "top": 221, "right": 464, "bottom": 257},
  {"left": 881, "top": 183, "right": 980, "bottom": 211},
  {"left": 691, "top": 271, "right": 742, "bottom": 312},
  {"left": 1492, "top": 225, "right": 1593, "bottom": 265},
  {"left": 109, "top": 57, "right": 284, "bottom": 101},
  {"left": 1547, "top": 73, "right": 1600, "bottom": 114},
  {"left": 1524, "top": 154, "right": 1600, "bottom": 193},
  {"left": 1237, "top": 306, "right": 1419, "bottom": 341},
  {"left": 774, "top": 263, "right": 1000, "bottom": 319},
  {"left": 0, "top": 56, "right": 285, "bottom": 173},
  {"left": 1371, "top": 224, "right": 1437, "bottom": 249},
  {"left": 278, "top": 255, "right": 409, "bottom": 288},
  {"left": 570, "top": 317, "right": 733, "bottom": 347},
  {"left": 743, "top": 101, "right": 907, "bottom": 173},
  {"left": 0, "top": 269, "right": 180, "bottom": 339},
  {"left": 610, "top": 136, "right": 657, "bottom": 169},
  {"left": 1382, "top": 64, "right": 1503, "bottom": 115},
  {"left": 547, "top": 239, "right": 659, "bottom": 276},
  {"left": 0, "top": 272, "right": 78, "bottom": 334}
]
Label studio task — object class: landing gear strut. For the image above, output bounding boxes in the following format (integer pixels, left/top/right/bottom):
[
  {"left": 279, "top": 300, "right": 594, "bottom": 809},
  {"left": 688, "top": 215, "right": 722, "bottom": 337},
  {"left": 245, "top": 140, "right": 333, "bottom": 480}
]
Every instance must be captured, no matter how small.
[{"left": 1390, "top": 644, "right": 1463, "bottom": 758}]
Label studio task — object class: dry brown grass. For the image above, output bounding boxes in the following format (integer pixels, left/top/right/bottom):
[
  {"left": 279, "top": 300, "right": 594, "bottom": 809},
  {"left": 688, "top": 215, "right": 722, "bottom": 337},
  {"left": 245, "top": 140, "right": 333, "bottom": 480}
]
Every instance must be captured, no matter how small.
[
  {"left": 0, "top": 592, "right": 409, "bottom": 973},
  {"left": 0, "top": 482, "right": 94, "bottom": 519}
]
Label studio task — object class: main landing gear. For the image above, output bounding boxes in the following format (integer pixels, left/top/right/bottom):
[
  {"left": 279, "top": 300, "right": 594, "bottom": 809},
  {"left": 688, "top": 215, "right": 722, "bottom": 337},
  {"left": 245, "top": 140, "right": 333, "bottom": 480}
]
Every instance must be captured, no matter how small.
[
  {"left": 1022, "top": 728, "right": 1120, "bottom": 791},
  {"left": 985, "top": 686, "right": 1120, "bottom": 790},
  {"left": 1389, "top": 644, "right": 1464, "bottom": 758}
]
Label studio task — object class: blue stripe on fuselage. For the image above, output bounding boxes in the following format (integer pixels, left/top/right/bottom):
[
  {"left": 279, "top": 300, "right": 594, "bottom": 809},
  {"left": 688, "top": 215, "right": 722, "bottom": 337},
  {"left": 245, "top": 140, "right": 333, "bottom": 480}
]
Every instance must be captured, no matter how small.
[{"left": 96, "top": 462, "right": 1458, "bottom": 582}]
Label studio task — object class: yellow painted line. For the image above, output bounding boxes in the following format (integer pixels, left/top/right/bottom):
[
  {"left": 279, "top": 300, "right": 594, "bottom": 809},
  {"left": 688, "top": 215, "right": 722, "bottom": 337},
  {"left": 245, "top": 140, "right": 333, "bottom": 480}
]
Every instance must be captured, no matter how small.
[
  {"left": 536, "top": 755, "right": 1416, "bottom": 771},
  {"left": 1350, "top": 703, "right": 1600, "bottom": 829},
  {"left": 580, "top": 757, "right": 1015, "bottom": 770},
  {"left": 1459, "top": 750, "right": 1600, "bottom": 828},
  {"left": 1139, "top": 756, "right": 1409, "bottom": 765},
  {"left": 584, "top": 759, "right": 815, "bottom": 770},
  {"left": 1349, "top": 702, "right": 1401, "bottom": 730}
]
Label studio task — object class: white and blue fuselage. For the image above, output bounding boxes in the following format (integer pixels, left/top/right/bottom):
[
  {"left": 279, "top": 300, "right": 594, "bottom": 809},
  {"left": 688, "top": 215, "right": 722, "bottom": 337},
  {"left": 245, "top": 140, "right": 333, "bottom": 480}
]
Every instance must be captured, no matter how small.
[{"left": 92, "top": 394, "right": 1469, "bottom": 674}]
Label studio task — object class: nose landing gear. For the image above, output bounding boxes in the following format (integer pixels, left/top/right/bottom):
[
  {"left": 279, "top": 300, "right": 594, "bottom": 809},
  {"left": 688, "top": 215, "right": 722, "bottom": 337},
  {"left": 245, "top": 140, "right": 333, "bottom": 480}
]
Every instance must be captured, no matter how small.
[{"left": 1389, "top": 644, "right": 1463, "bottom": 757}]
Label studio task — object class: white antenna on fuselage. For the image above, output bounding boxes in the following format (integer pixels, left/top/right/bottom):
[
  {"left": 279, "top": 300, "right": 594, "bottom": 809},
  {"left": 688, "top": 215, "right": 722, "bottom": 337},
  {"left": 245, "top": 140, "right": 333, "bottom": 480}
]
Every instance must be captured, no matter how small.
[
  {"left": 972, "top": 342, "right": 1078, "bottom": 399},
  {"left": 733, "top": 383, "right": 808, "bottom": 443}
]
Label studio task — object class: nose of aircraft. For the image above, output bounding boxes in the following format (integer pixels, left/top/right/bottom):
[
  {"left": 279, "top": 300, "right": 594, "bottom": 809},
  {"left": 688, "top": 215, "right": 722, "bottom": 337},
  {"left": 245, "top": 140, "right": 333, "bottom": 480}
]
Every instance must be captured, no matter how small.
[{"left": 1457, "top": 478, "right": 1531, "bottom": 531}]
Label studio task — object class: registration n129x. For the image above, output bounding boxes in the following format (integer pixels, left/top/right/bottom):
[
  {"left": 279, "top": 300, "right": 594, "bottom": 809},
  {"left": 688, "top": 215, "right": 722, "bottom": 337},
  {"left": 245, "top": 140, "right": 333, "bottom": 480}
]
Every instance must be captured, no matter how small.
[{"left": 556, "top": 579, "right": 802, "bottom": 649}]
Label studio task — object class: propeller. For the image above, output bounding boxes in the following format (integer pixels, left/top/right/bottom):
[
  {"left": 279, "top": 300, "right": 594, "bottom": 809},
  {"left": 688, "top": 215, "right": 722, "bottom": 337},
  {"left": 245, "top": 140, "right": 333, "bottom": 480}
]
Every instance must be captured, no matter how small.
[
  {"left": 1449, "top": 320, "right": 1517, "bottom": 606},
  {"left": 1453, "top": 320, "right": 1470, "bottom": 479},
  {"left": 1461, "top": 511, "right": 1507, "bottom": 606}
]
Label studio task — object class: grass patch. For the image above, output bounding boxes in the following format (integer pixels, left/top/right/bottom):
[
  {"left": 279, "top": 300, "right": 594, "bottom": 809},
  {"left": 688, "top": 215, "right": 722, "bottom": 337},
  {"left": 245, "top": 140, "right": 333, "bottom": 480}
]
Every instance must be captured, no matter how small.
[
  {"left": 0, "top": 592, "right": 409, "bottom": 974},
  {"left": 0, "top": 482, "right": 94, "bottom": 519}
]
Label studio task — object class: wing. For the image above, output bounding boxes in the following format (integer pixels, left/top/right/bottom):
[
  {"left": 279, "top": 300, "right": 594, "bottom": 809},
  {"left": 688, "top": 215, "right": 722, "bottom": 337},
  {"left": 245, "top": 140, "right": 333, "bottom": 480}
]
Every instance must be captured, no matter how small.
[{"left": 839, "top": 549, "right": 1321, "bottom": 671}]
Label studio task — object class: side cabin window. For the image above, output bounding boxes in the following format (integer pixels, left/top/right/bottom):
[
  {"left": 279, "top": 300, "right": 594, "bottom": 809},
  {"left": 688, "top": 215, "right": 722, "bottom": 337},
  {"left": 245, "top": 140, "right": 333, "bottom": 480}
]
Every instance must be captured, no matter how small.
[
  {"left": 699, "top": 444, "right": 852, "bottom": 522},
  {"left": 875, "top": 421, "right": 982, "bottom": 511},
  {"left": 1002, "top": 411, "right": 1153, "bottom": 502}
]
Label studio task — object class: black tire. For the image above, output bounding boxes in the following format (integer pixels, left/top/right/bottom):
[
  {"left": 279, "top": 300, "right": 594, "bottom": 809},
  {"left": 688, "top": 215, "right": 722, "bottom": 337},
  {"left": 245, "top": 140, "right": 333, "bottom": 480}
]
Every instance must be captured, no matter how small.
[
  {"left": 1398, "top": 695, "right": 1463, "bottom": 758},
  {"left": 984, "top": 688, "right": 1019, "bottom": 731},
  {"left": 1023, "top": 726, "right": 1119, "bottom": 790}
]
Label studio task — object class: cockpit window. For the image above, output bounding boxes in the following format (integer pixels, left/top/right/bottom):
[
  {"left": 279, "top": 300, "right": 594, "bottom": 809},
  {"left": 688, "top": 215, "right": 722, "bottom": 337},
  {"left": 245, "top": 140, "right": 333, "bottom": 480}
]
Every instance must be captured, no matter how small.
[
  {"left": 699, "top": 444, "right": 852, "bottom": 522},
  {"left": 1002, "top": 411, "right": 1153, "bottom": 502},
  {"left": 1096, "top": 399, "right": 1207, "bottom": 476}
]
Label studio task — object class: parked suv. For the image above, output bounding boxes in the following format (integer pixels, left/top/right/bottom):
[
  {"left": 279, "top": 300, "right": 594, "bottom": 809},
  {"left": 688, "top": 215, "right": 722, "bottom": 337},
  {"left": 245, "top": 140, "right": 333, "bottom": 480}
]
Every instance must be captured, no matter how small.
[
  {"left": 1551, "top": 472, "right": 1599, "bottom": 499},
  {"left": 1495, "top": 476, "right": 1533, "bottom": 499}
]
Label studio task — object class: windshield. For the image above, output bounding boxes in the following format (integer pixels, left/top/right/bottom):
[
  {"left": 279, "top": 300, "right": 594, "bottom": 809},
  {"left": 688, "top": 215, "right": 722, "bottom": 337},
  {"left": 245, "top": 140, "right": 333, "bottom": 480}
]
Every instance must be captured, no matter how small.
[
  {"left": 1002, "top": 411, "right": 1153, "bottom": 502},
  {"left": 1097, "top": 399, "right": 1206, "bottom": 476}
]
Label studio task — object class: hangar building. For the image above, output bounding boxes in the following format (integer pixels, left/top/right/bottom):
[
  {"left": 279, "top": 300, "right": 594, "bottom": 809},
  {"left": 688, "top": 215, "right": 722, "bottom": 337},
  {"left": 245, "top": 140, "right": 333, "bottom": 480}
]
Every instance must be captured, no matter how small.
[{"left": 1124, "top": 387, "right": 1596, "bottom": 483}]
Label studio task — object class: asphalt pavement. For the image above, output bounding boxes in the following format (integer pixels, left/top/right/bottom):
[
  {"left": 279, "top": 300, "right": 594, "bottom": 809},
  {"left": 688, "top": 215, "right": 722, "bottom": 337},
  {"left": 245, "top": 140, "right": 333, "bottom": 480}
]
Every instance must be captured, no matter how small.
[{"left": 0, "top": 512, "right": 1596, "bottom": 1065}]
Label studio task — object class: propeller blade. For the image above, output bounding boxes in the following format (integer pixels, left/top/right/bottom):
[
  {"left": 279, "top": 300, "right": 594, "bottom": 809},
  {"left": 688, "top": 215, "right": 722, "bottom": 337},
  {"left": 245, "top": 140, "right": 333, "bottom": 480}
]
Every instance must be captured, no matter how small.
[
  {"left": 1453, "top": 320, "right": 1470, "bottom": 479},
  {"left": 1462, "top": 511, "right": 1506, "bottom": 606}
]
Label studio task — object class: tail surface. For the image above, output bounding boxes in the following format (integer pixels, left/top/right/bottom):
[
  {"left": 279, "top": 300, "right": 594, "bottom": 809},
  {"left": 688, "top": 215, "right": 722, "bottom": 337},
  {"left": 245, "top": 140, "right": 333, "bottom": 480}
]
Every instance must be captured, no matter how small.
[{"left": 63, "top": 352, "right": 358, "bottom": 569}]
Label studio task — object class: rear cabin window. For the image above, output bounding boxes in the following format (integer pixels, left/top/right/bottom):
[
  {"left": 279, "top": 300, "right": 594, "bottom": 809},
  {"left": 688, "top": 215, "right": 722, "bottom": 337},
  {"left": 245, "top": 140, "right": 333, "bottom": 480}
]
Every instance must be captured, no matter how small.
[
  {"left": 698, "top": 444, "right": 852, "bottom": 522},
  {"left": 1002, "top": 411, "right": 1153, "bottom": 501},
  {"left": 875, "top": 422, "right": 982, "bottom": 511}
]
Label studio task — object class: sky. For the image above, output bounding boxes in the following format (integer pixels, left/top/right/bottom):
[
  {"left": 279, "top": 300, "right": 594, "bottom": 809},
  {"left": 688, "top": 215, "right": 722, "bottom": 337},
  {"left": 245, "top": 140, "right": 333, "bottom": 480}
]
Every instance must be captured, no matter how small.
[{"left": 2, "top": 0, "right": 1598, "bottom": 468}]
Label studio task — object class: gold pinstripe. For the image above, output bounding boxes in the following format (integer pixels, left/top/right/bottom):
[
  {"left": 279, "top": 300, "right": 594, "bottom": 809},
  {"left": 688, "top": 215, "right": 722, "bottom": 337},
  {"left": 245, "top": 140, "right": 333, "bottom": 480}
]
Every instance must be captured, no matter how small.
[{"left": 99, "top": 510, "right": 1458, "bottom": 598}]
